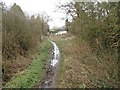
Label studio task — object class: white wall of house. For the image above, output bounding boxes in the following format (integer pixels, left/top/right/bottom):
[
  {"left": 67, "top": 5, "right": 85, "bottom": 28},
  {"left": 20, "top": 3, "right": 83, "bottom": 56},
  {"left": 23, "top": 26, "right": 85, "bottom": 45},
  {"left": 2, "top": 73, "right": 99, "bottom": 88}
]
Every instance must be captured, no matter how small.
[{"left": 55, "top": 31, "right": 67, "bottom": 35}]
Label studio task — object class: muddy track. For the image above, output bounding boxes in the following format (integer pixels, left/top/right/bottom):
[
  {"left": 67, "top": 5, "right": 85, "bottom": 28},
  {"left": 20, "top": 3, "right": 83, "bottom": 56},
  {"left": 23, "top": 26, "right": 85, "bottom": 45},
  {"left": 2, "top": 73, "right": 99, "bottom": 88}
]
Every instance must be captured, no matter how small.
[{"left": 39, "top": 40, "right": 60, "bottom": 88}]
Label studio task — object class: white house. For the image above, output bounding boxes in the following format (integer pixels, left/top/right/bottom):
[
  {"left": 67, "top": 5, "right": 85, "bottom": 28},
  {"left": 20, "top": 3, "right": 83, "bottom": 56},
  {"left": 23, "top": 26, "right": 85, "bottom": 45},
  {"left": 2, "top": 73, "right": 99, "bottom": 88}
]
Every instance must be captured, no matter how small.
[{"left": 55, "top": 31, "right": 67, "bottom": 35}]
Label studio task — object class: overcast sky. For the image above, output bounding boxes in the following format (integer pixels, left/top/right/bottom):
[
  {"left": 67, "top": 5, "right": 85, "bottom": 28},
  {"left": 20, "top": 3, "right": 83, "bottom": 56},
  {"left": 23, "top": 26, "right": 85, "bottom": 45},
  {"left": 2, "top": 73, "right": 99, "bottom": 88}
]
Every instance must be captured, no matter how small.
[{"left": 3, "top": 0, "right": 70, "bottom": 29}]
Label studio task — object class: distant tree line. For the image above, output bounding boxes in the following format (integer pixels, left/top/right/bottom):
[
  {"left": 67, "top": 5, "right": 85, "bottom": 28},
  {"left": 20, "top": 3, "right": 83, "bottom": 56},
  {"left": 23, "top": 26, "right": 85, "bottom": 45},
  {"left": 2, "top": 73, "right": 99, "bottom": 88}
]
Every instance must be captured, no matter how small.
[
  {"left": 2, "top": 3, "right": 49, "bottom": 59},
  {"left": 61, "top": 1, "right": 120, "bottom": 58}
]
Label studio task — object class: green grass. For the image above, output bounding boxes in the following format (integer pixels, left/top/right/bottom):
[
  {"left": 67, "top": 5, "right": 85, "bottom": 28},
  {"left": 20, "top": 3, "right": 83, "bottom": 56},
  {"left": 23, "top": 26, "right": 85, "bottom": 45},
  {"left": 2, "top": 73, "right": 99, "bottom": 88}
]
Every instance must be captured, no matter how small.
[
  {"left": 4, "top": 39, "right": 52, "bottom": 88},
  {"left": 49, "top": 36, "right": 67, "bottom": 88}
]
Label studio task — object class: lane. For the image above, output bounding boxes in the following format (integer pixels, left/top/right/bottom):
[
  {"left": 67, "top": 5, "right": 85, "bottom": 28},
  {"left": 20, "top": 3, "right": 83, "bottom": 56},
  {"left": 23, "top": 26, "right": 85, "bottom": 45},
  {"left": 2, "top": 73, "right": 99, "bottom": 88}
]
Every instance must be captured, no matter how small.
[{"left": 39, "top": 40, "right": 60, "bottom": 88}]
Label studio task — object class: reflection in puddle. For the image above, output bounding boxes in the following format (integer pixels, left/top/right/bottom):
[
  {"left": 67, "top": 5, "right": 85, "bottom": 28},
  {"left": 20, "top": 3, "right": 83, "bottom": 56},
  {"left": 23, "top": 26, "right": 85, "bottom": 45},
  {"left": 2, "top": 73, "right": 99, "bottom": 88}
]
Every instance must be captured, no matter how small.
[
  {"left": 50, "top": 41, "right": 60, "bottom": 67},
  {"left": 51, "top": 59, "right": 58, "bottom": 66},
  {"left": 40, "top": 40, "right": 60, "bottom": 88}
]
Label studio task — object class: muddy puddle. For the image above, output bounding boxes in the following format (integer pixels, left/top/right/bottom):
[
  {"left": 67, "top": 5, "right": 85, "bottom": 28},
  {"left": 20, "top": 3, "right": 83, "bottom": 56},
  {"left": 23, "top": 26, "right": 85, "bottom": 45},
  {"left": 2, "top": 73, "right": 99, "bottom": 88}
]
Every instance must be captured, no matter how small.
[{"left": 39, "top": 40, "right": 60, "bottom": 88}]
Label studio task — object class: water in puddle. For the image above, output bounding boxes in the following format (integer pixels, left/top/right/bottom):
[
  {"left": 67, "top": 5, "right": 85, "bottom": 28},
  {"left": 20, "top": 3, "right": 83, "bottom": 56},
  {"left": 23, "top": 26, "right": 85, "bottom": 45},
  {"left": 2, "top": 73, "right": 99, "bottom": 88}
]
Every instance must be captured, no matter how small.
[
  {"left": 50, "top": 41, "right": 59, "bottom": 66},
  {"left": 40, "top": 40, "right": 60, "bottom": 88}
]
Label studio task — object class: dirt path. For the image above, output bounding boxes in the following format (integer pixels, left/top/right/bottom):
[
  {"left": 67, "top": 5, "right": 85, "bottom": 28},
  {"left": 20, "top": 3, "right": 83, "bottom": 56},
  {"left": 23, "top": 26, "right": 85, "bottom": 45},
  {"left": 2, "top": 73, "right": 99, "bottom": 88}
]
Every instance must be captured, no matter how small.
[{"left": 39, "top": 40, "right": 60, "bottom": 88}]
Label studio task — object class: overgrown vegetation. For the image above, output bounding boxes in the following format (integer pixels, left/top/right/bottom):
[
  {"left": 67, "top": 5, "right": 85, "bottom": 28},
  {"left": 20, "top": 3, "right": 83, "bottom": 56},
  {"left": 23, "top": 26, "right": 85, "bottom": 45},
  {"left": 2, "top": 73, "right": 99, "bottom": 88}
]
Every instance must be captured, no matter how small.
[
  {"left": 1, "top": 0, "right": 120, "bottom": 88},
  {"left": 1, "top": 2, "right": 49, "bottom": 85},
  {"left": 57, "top": 0, "right": 120, "bottom": 88},
  {"left": 2, "top": 3, "right": 49, "bottom": 59},
  {"left": 50, "top": 34, "right": 119, "bottom": 88},
  {"left": 3, "top": 39, "right": 52, "bottom": 88},
  {"left": 63, "top": 1, "right": 120, "bottom": 55}
]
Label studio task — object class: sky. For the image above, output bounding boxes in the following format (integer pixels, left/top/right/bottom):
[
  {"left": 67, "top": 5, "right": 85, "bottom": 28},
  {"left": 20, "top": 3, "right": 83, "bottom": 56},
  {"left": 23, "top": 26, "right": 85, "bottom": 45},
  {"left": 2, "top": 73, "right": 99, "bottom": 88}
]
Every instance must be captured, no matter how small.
[
  {"left": 2, "top": 0, "right": 69, "bottom": 29},
  {"left": 2, "top": 0, "right": 110, "bottom": 29}
]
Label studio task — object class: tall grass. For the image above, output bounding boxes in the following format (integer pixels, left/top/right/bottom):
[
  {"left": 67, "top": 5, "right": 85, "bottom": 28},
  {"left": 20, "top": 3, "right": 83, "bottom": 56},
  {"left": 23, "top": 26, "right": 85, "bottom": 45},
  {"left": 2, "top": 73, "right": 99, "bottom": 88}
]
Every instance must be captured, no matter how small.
[{"left": 4, "top": 39, "right": 52, "bottom": 88}]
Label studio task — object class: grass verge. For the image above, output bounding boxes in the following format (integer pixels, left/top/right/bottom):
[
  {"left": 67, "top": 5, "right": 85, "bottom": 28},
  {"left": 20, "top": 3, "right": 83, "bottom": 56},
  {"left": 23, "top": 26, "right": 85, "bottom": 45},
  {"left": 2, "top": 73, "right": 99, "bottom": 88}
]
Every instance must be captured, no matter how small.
[
  {"left": 50, "top": 34, "right": 119, "bottom": 88},
  {"left": 4, "top": 39, "right": 52, "bottom": 88}
]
